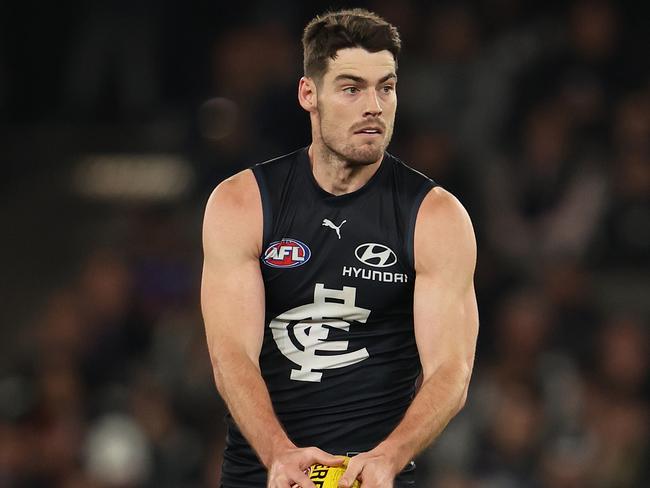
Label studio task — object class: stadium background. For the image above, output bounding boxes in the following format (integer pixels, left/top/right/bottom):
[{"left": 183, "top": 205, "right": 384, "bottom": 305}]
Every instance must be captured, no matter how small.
[{"left": 1, "top": 0, "right": 648, "bottom": 486}]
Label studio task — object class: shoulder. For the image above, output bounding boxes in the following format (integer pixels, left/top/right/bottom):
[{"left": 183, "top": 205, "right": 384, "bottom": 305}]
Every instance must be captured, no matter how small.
[
  {"left": 203, "top": 169, "right": 262, "bottom": 256},
  {"left": 205, "top": 169, "right": 260, "bottom": 218},
  {"left": 414, "top": 187, "right": 476, "bottom": 274},
  {"left": 418, "top": 187, "right": 472, "bottom": 228}
]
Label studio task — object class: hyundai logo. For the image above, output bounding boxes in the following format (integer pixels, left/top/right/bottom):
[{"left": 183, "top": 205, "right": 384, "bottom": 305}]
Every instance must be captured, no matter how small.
[{"left": 354, "top": 243, "right": 397, "bottom": 268}]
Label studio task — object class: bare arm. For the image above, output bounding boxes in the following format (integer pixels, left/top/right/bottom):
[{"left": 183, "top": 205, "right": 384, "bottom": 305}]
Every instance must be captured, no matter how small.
[
  {"left": 340, "top": 187, "right": 479, "bottom": 487},
  {"left": 201, "top": 170, "right": 340, "bottom": 488}
]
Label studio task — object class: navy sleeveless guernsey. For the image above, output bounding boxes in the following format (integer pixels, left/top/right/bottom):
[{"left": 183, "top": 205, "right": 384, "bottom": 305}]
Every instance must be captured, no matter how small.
[{"left": 220, "top": 147, "right": 437, "bottom": 487}]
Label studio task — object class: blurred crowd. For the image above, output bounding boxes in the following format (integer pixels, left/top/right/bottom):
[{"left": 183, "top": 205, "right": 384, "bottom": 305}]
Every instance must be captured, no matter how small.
[{"left": 1, "top": 1, "right": 648, "bottom": 487}]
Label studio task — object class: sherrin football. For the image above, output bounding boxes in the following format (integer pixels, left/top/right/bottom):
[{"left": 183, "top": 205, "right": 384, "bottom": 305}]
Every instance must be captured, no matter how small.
[{"left": 308, "top": 457, "right": 360, "bottom": 488}]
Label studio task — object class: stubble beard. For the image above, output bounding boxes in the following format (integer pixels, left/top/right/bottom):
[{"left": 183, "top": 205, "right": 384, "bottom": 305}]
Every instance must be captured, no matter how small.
[{"left": 317, "top": 109, "right": 393, "bottom": 166}]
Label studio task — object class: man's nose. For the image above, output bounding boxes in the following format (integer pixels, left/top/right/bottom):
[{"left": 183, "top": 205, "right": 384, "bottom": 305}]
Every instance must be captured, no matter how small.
[{"left": 363, "top": 90, "right": 382, "bottom": 117}]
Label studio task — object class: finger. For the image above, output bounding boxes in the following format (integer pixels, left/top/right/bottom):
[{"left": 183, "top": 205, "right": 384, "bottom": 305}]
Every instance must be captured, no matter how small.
[
  {"left": 292, "top": 470, "right": 316, "bottom": 488},
  {"left": 272, "top": 471, "right": 306, "bottom": 488},
  {"left": 309, "top": 447, "right": 345, "bottom": 466},
  {"left": 338, "top": 460, "right": 363, "bottom": 488}
]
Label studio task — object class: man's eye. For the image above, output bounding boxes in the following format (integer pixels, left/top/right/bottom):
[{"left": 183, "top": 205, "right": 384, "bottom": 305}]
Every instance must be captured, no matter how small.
[
  {"left": 343, "top": 87, "right": 359, "bottom": 94},
  {"left": 382, "top": 85, "right": 395, "bottom": 93}
]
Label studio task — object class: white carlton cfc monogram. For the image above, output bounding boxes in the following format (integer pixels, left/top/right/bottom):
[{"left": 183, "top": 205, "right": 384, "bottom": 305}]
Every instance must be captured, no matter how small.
[{"left": 269, "top": 283, "right": 370, "bottom": 382}]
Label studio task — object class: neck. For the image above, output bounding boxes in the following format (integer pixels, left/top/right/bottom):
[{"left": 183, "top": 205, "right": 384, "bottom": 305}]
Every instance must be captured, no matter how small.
[{"left": 308, "top": 143, "right": 383, "bottom": 196}]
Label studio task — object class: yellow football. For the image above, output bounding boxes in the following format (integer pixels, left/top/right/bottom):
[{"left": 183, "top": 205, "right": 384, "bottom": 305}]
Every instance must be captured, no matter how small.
[{"left": 308, "top": 457, "right": 360, "bottom": 488}]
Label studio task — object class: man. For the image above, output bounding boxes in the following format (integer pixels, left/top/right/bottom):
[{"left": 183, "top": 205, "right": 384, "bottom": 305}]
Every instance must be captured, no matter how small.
[{"left": 201, "top": 9, "right": 478, "bottom": 488}]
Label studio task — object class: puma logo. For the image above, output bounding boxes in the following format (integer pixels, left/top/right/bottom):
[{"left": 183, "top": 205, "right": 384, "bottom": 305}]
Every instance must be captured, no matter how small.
[{"left": 322, "top": 219, "right": 347, "bottom": 239}]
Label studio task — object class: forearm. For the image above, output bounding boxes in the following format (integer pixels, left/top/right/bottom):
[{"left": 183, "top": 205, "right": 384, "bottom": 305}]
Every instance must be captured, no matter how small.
[
  {"left": 214, "top": 351, "right": 294, "bottom": 467},
  {"left": 376, "top": 362, "right": 470, "bottom": 470}
]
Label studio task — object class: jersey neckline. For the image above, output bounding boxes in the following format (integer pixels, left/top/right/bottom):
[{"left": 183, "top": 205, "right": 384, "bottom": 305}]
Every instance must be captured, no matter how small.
[{"left": 298, "top": 146, "right": 388, "bottom": 204}]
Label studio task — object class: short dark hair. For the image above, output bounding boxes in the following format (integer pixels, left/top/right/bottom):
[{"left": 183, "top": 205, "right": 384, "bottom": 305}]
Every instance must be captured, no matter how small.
[{"left": 302, "top": 8, "right": 401, "bottom": 81}]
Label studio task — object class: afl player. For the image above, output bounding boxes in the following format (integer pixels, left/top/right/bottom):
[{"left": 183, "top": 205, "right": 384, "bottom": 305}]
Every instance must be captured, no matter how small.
[{"left": 201, "top": 9, "right": 478, "bottom": 488}]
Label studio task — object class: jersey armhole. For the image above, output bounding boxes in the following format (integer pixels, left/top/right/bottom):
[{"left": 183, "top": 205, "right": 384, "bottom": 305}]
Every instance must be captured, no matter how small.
[
  {"left": 252, "top": 166, "right": 273, "bottom": 252},
  {"left": 406, "top": 182, "right": 437, "bottom": 271}
]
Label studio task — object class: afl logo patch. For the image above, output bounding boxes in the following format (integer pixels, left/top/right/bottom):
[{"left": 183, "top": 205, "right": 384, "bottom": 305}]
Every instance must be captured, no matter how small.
[
  {"left": 354, "top": 243, "right": 397, "bottom": 268},
  {"left": 263, "top": 239, "right": 311, "bottom": 268}
]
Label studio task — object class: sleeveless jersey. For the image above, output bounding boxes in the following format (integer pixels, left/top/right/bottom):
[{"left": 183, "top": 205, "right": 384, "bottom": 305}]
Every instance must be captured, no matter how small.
[{"left": 221, "top": 147, "right": 436, "bottom": 487}]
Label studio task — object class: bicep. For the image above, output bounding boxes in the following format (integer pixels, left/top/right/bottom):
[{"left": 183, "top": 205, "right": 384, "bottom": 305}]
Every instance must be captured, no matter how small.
[
  {"left": 202, "top": 251, "right": 266, "bottom": 367},
  {"left": 413, "top": 274, "right": 478, "bottom": 379},
  {"left": 201, "top": 170, "right": 266, "bottom": 368},
  {"left": 412, "top": 188, "right": 479, "bottom": 379}
]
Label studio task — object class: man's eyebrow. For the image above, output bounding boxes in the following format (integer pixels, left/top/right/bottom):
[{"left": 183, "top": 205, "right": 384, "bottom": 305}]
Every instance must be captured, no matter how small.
[
  {"left": 379, "top": 73, "right": 398, "bottom": 83},
  {"left": 333, "top": 74, "right": 366, "bottom": 84},
  {"left": 333, "top": 73, "right": 398, "bottom": 84}
]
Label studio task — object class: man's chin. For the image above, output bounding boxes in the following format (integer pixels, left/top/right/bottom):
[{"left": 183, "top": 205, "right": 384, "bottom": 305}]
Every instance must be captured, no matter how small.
[
  {"left": 321, "top": 137, "right": 387, "bottom": 165},
  {"left": 345, "top": 143, "right": 385, "bottom": 165}
]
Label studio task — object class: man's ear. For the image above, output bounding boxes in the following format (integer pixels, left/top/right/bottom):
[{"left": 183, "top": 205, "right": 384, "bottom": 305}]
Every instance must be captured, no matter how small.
[{"left": 298, "top": 76, "right": 318, "bottom": 113}]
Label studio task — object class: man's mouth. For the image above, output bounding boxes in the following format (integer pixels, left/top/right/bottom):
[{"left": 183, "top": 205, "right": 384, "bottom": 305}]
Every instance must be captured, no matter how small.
[{"left": 354, "top": 127, "right": 383, "bottom": 135}]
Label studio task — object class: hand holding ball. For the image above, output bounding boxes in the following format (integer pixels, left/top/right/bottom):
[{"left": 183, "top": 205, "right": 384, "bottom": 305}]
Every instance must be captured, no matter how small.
[{"left": 308, "top": 457, "right": 360, "bottom": 487}]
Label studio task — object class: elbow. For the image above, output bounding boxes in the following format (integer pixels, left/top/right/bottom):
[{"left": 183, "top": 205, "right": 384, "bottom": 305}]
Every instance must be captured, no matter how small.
[
  {"left": 211, "top": 360, "right": 228, "bottom": 397},
  {"left": 209, "top": 351, "right": 235, "bottom": 399},
  {"left": 454, "top": 366, "right": 472, "bottom": 414},
  {"left": 210, "top": 350, "right": 259, "bottom": 399},
  {"left": 444, "top": 362, "right": 471, "bottom": 415},
  {"left": 423, "top": 360, "right": 473, "bottom": 415},
  {"left": 456, "top": 384, "right": 469, "bottom": 414}
]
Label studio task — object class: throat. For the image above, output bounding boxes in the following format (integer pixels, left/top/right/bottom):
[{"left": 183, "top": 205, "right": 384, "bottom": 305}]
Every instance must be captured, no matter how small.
[{"left": 309, "top": 145, "right": 382, "bottom": 196}]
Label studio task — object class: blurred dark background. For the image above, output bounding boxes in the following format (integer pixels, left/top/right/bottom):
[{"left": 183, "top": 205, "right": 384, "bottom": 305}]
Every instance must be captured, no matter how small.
[{"left": 1, "top": 1, "right": 648, "bottom": 487}]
